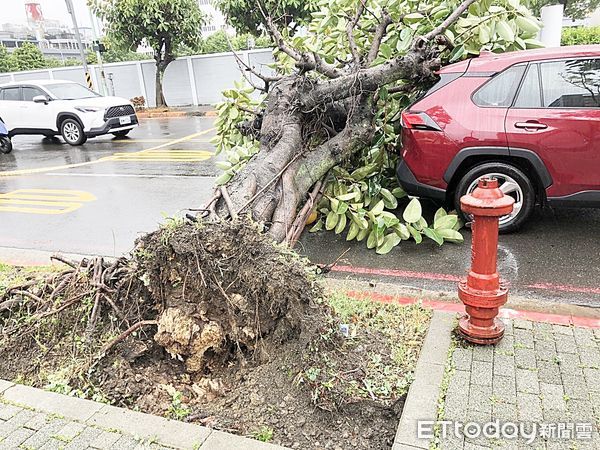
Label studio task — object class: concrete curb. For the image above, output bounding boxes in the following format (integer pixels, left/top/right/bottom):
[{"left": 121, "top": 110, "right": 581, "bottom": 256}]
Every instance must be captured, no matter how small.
[
  {"left": 392, "top": 310, "right": 455, "bottom": 450},
  {"left": 0, "top": 246, "right": 113, "bottom": 267},
  {"left": 0, "top": 381, "right": 288, "bottom": 449},
  {"left": 136, "top": 110, "right": 218, "bottom": 119}
]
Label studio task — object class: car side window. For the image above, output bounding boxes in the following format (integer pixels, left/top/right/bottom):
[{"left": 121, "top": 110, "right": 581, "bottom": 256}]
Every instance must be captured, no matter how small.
[
  {"left": 540, "top": 59, "right": 600, "bottom": 108},
  {"left": 472, "top": 65, "right": 526, "bottom": 107},
  {"left": 514, "top": 64, "right": 542, "bottom": 108},
  {"left": 22, "top": 87, "right": 45, "bottom": 102},
  {"left": 2, "top": 87, "right": 21, "bottom": 101}
]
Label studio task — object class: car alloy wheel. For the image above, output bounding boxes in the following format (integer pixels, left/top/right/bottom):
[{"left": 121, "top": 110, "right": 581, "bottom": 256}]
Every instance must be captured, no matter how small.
[
  {"left": 466, "top": 173, "right": 523, "bottom": 227},
  {"left": 63, "top": 122, "right": 80, "bottom": 143}
]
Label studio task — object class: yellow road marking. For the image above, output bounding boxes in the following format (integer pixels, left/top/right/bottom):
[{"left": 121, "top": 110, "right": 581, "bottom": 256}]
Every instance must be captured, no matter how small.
[
  {"left": 0, "top": 189, "right": 96, "bottom": 215},
  {"left": 111, "top": 150, "right": 213, "bottom": 162},
  {"left": 0, "top": 128, "right": 215, "bottom": 178}
]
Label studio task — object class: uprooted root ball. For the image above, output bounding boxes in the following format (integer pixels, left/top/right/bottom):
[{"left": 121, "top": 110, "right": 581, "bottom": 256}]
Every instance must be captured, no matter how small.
[
  {"left": 0, "top": 219, "right": 323, "bottom": 383},
  {"left": 135, "top": 219, "right": 322, "bottom": 373}
]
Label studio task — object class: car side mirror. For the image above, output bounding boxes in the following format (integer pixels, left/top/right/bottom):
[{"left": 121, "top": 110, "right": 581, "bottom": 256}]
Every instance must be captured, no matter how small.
[{"left": 33, "top": 95, "right": 49, "bottom": 104}]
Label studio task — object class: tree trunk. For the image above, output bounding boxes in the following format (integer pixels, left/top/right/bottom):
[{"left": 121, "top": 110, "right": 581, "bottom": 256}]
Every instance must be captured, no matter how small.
[
  {"left": 209, "top": 0, "right": 477, "bottom": 245},
  {"left": 155, "top": 62, "right": 167, "bottom": 108}
]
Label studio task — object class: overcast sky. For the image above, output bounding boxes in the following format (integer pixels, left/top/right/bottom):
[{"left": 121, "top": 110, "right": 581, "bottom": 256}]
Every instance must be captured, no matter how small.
[{"left": 2, "top": 0, "right": 92, "bottom": 28}]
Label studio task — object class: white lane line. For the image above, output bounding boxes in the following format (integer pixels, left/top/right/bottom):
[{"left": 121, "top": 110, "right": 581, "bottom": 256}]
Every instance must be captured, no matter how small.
[{"left": 45, "top": 173, "right": 215, "bottom": 179}]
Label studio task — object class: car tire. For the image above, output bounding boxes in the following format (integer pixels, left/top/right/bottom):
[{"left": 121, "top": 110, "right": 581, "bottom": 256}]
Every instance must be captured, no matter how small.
[
  {"left": 60, "top": 118, "right": 87, "bottom": 146},
  {"left": 454, "top": 162, "right": 535, "bottom": 233},
  {"left": 0, "top": 137, "right": 12, "bottom": 154},
  {"left": 112, "top": 130, "right": 131, "bottom": 138}
]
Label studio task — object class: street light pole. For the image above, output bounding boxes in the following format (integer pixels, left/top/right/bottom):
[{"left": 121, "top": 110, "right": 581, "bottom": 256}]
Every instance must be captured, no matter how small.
[
  {"left": 87, "top": 6, "right": 108, "bottom": 95},
  {"left": 64, "top": 0, "right": 93, "bottom": 89}
]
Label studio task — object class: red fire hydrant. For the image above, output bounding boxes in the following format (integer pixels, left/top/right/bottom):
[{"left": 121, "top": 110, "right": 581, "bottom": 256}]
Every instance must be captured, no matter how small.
[{"left": 458, "top": 178, "right": 515, "bottom": 345}]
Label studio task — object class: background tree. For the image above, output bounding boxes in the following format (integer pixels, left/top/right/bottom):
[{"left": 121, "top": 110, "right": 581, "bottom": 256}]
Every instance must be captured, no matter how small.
[
  {"left": 216, "top": 0, "right": 318, "bottom": 35},
  {"left": 0, "top": 45, "right": 16, "bottom": 73},
  {"left": 528, "top": 0, "right": 599, "bottom": 19},
  {"left": 90, "top": 0, "right": 204, "bottom": 107},
  {"left": 9, "top": 43, "right": 46, "bottom": 72},
  {"left": 210, "top": 0, "right": 542, "bottom": 253}
]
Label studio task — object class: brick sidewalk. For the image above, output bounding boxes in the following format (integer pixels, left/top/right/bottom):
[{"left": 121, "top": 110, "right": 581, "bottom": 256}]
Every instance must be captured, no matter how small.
[
  {"left": 439, "top": 320, "right": 600, "bottom": 449},
  {"left": 0, "top": 382, "right": 285, "bottom": 450}
]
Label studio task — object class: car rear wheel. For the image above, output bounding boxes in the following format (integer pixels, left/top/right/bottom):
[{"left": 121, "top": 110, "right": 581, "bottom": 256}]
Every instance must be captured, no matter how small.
[
  {"left": 0, "top": 137, "right": 12, "bottom": 154},
  {"left": 112, "top": 129, "right": 131, "bottom": 138},
  {"left": 61, "top": 119, "right": 87, "bottom": 146},
  {"left": 454, "top": 162, "right": 535, "bottom": 233}
]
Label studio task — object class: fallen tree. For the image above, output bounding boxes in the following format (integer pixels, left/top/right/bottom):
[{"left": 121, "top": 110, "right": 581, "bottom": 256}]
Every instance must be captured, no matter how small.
[{"left": 210, "top": 0, "right": 542, "bottom": 251}]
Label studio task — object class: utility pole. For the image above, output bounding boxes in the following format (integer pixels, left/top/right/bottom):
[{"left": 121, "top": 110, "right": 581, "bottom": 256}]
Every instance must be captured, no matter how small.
[
  {"left": 64, "top": 0, "right": 93, "bottom": 89},
  {"left": 87, "top": 6, "right": 108, "bottom": 95}
]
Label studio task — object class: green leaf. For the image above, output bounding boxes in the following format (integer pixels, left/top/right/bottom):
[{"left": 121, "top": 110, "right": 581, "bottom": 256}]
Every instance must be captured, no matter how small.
[
  {"left": 215, "top": 172, "right": 233, "bottom": 186},
  {"left": 337, "top": 192, "right": 358, "bottom": 201},
  {"left": 515, "top": 16, "right": 540, "bottom": 34},
  {"left": 392, "top": 187, "right": 407, "bottom": 198},
  {"left": 438, "top": 228, "right": 464, "bottom": 243},
  {"left": 434, "top": 215, "right": 458, "bottom": 230},
  {"left": 370, "top": 200, "right": 385, "bottom": 216},
  {"left": 346, "top": 222, "right": 360, "bottom": 241},
  {"left": 325, "top": 211, "right": 339, "bottom": 230},
  {"left": 423, "top": 228, "right": 444, "bottom": 246},
  {"left": 434, "top": 208, "right": 447, "bottom": 224},
  {"left": 403, "top": 12, "right": 424, "bottom": 24},
  {"left": 380, "top": 188, "right": 398, "bottom": 209},
  {"left": 402, "top": 198, "right": 422, "bottom": 224},
  {"left": 376, "top": 233, "right": 402, "bottom": 255},
  {"left": 356, "top": 228, "right": 369, "bottom": 242},
  {"left": 496, "top": 20, "right": 515, "bottom": 42},
  {"left": 479, "top": 25, "right": 490, "bottom": 44},
  {"left": 215, "top": 161, "right": 232, "bottom": 170},
  {"left": 407, "top": 224, "right": 422, "bottom": 244},
  {"left": 524, "top": 38, "right": 544, "bottom": 49},
  {"left": 334, "top": 213, "right": 347, "bottom": 234},
  {"left": 448, "top": 45, "right": 465, "bottom": 63},
  {"left": 309, "top": 219, "right": 323, "bottom": 233},
  {"left": 329, "top": 197, "right": 340, "bottom": 213},
  {"left": 366, "top": 230, "right": 378, "bottom": 249},
  {"left": 394, "top": 223, "right": 410, "bottom": 240}
]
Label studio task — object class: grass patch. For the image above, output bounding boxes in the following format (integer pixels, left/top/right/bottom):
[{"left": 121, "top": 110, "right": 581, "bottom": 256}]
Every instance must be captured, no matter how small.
[{"left": 297, "top": 292, "right": 431, "bottom": 411}]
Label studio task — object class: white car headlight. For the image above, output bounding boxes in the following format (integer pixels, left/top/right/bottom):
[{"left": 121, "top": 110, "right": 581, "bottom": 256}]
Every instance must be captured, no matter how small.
[{"left": 75, "top": 106, "right": 103, "bottom": 113}]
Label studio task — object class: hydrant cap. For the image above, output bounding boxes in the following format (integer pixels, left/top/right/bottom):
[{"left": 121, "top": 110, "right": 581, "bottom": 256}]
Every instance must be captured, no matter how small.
[{"left": 460, "top": 177, "right": 515, "bottom": 216}]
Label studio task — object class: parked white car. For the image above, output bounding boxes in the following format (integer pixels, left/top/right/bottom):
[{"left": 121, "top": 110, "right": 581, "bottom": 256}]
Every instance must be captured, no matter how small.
[{"left": 0, "top": 80, "right": 138, "bottom": 146}]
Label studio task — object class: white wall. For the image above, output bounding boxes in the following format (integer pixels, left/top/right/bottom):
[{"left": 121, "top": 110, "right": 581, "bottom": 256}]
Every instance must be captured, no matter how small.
[{"left": 0, "top": 48, "right": 274, "bottom": 107}]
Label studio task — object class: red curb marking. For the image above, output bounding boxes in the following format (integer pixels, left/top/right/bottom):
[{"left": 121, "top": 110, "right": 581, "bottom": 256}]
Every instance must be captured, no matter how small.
[
  {"left": 331, "top": 265, "right": 462, "bottom": 282},
  {"left": 332, "top": 265, "right": 600, "bottom": 297},
  {"left": 345, "top": 291, "right": 600, "bottom": 329},
  {"left": 526, "top": 282, "right": 600, "bottom": 296}
]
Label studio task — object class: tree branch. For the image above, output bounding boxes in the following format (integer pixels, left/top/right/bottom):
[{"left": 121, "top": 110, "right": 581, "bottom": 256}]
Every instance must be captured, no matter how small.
[
  {"left": 346, "top": 3, "right": 365, "bottom": 67},
  {"left": 366, "top": 10, "right": 392, "bottom": 65}
]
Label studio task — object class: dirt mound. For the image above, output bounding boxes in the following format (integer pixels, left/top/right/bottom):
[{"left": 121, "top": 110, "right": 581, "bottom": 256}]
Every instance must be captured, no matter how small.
[
  {"left": 0, "top": 219, "right": 427, "bottom": 449},
  {"left": 136, "top": 220, "right": 321, "bottom": 373}
]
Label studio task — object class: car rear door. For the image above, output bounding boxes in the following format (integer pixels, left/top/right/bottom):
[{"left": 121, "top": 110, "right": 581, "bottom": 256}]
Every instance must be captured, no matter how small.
[
  {"left": 505, "top": 58, "right": 600, "bottom": 199},
  {"left": 0, "top": 86, "right": 23, "bottom": 131}
]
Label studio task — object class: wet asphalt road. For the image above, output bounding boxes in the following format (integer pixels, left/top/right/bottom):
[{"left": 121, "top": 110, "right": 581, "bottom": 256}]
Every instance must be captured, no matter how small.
[{"left": 0, "top": 117, "right": 598, "bottom": 308}]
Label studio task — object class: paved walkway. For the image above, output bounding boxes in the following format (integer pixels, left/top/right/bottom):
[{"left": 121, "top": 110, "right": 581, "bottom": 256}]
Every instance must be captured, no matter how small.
[
  {"left": 0, "top": 381, "right": 285, "bottom": 450},
  {"left": 440, "top": 319, "right": 600, "bottom": 449},
  {"left": 392, "top": 312, "right": 600, "bottom": 450}
]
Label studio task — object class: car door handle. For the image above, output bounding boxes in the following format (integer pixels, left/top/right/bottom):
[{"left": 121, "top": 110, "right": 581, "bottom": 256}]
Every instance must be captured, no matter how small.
[{"left": 514, "top": 121, "right": 548, "bottom": 130}]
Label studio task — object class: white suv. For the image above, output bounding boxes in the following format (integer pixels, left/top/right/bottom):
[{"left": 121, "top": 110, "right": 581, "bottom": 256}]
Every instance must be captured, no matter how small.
[{"left": 0, "top": 80, "right": 138, "bottom": 146}]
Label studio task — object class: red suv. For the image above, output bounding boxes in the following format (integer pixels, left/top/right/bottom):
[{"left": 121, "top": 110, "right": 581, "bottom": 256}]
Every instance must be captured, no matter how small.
[{"left": 398, "top": 45, "right": 600, "bottom": 232}]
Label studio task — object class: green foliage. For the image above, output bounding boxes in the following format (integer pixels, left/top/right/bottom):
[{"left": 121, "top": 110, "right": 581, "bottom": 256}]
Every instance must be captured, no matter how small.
[
  {"left": 561, "top": 26, "right": 600, "bottom": 45},
  {"left": 9, "top": 43, "right": 46, "bottom": 72},
  {"left": 91, "top": 0, "right": 204, "bottom": 63},
  {"left": 529, "top": 0, "right": 599, "bottom": 20},
  {"left": 214, "top": 0, "right": 541, "bottom": 253},
  {"left": 192, "top": 30, "right": 273, "bottom": 55},
  {"left": 166, "top": 389, "right": 191, "bottom": 420},
  {"left": 252, "top": 426, "right": 274, "bottom": 442},
  {"left": 0, "top": 45, "right": 16, "bottom": 73},
  {"left": 216, "top": 0, "right": 318, "bottom": 35}
]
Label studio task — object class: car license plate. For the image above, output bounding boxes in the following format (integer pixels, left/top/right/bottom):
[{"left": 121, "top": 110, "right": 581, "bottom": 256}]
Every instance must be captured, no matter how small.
[{"left": 119, "top": 116, "right": 132, "bottom": 125}]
